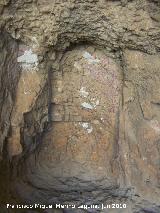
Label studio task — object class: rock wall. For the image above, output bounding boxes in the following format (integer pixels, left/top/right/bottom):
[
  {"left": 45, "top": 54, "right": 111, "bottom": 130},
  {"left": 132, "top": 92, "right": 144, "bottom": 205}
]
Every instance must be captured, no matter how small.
[
  {"left": 0, "top": 0, "right": 160, "bottom": 212},
  {"left": 0, "top": 30, "right": 20, "bottom": 209},
  {"left": 0, "top": 31, "right": 20, "bottom": 160}
]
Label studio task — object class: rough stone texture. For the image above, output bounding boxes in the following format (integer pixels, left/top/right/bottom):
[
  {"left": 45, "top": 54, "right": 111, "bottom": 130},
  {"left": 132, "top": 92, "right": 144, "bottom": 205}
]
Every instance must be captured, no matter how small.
[
  {"left": 7, "top": 44, "right": 44, "bottom": 158},
  {"left": 0, "top": 31, "right": 20, "bottom": 160},
  {"left": 0, "top": 30, "right": 21, "bottom": 209},
  {"left": 122, "top": 49, "right": 160, "bottom": 201},
  {"left": 0, "top": 0, "right": 160, "bottom": 213}
]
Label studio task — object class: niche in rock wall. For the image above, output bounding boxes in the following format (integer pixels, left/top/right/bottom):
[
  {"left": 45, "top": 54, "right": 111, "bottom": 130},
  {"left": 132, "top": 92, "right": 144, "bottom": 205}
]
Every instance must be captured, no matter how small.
[
  {"left": 12, "top": 45, "right": 124, "bottom": 204},
  {"left": 42, "top": 45, "right": 123, "bottom": 184}
]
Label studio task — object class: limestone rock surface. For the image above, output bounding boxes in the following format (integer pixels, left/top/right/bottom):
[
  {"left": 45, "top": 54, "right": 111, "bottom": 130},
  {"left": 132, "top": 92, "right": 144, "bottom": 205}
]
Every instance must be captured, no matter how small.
[{"left": 0, "top": 0, "right": 160, "bottom": 213}]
